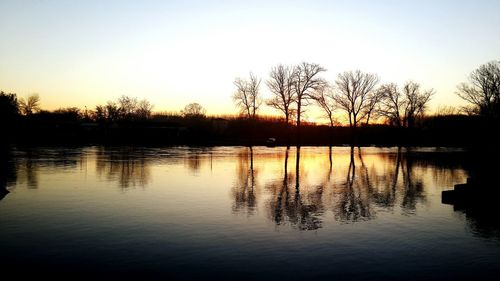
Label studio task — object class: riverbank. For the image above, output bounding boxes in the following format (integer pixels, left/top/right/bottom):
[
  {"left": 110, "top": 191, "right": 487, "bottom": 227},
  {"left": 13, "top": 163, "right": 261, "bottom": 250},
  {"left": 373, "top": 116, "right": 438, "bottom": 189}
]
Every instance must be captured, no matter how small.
[{"left": 1, "top": 113, "right": 499, "bottom": 147}]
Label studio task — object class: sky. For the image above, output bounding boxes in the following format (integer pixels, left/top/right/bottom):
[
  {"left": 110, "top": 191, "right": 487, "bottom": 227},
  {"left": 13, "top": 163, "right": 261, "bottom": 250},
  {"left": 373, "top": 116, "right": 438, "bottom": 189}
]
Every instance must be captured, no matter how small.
[{"left": 1, "top": 0, "right": 499, "bottom": 121}]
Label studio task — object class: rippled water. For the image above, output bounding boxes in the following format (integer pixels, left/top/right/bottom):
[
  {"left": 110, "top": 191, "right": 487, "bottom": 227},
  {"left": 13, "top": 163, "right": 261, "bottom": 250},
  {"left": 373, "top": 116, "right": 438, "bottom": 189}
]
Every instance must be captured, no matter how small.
[{"left": 0, "top": 146, "right": 499, "bottom": 280}]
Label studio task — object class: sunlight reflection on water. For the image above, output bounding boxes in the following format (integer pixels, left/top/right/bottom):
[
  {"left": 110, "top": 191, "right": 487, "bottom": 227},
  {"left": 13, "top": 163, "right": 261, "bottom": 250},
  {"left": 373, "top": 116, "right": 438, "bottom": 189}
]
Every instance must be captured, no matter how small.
[{"left": 0, "top": 146, "right": 499, "bottom": 280}]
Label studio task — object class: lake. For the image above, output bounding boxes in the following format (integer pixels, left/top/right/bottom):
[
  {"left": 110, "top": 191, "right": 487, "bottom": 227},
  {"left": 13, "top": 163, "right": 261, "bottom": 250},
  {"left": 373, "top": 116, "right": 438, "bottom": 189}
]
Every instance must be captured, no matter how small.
[{"left": 1, "top": 146, "right": 499, "bottom": 280}]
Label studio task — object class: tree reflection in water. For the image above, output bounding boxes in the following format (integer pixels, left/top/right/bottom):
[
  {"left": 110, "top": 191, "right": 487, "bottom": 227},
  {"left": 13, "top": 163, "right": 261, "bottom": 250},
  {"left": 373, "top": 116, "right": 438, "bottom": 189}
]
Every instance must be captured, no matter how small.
[
  {"left": 95, "top": 147, "right": 151, "bottom": 189},
  {"left": 260, "top": 146, "right": 441, "bottom": 230},
  {"left": 232, "top": 146, "right": 258, "bottom": 216},
  {"left": 184, "top": 147, "right": 213, "bottom": 174},
  {"left": 266, "top": 147, "right": 325, "bottom": 230},
  {"left": 400, "top": 148, "right": 426, "bottom": 214},
  {"left": 334, "top": 147, "right": 373, "bottom": 222},
  {"left": 268, "top": 147, "right": 291, "bottom": 226},
  {"left": 5, "top": 147, "right": 84, "bottom": 190}
]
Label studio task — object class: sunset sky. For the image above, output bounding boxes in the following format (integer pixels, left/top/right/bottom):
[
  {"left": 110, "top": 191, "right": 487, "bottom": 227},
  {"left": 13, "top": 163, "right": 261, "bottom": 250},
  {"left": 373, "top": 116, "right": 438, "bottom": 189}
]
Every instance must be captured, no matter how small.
[{"left": 1, "top": 0, "right": 499, "bottom": 121}]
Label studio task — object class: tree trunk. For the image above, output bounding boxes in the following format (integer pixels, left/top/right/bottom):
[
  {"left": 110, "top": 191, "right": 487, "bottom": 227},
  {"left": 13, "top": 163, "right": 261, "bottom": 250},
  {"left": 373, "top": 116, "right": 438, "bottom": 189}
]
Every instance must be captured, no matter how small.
[
  {"left": 296, "top": 101, "right": 301, "bottom": 128},
  {"left": 296, "top": 101, "right": 301, "bottom": 146},
  {"left": 295, "top": 146, "right": 301, "bottom": 191}
]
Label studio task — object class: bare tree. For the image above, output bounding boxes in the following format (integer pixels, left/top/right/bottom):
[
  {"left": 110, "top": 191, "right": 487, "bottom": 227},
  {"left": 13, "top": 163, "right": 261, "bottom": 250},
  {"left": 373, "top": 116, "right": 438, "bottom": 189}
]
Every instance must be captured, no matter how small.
[
  {"left": 266, "top": 64, "right": 296, "bottom": 124},
  {"left": 292, "top": 62, "right": 327, "bottom": 128},
  {"left": 364, "top": 89, "right": 385, "bottom": 125},
  {"left": 233, "top": 73, "right": 262, "bottom": 119},
  {"left": 435, "top": 105, "right": 459, "bottom": 116},
  {"left": 118, "top": 95, "right": 138, "bottom": 120},
  {"left": 377, "top": 81, "right": 434, "bottom": 127},
  {"left": 377, "top": 83, "right": 405, "bottom": 127},
  {"left": 456, "top": 60, "right": 500, "bottom": 118},
  {"left": 247, "top": 73, "right": 262, "bottom": 119},
  {"left": 402, "top": 81, "right": 434, "bottom": 127},
  {"left": 95, "top": 96, "right": 153, "bottom": 122},
  {"left": 181, "top": 102, "right": 206, "bottom": 118},
  {"left": 137, "top": 99, "right": 154, "bottom": 120},
  {"left": 313, "top": 86, "right": 337, "bottom": 127},
  {"left": 334, "top": 70, "right": 379, "bottom": 128},
  {"left": 19, "top": 94, "right": 40, "bottom": 115}
]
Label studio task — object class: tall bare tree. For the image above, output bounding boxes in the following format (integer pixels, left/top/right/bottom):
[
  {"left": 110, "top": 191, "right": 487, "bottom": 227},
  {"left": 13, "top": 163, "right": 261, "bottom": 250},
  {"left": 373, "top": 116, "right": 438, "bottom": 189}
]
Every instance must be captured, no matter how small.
[
  {"left": 233, "top": 72, "right": 262, "bottom": 119},
  {"left": 402, "top": 81, "right": 434, "bottom": 127},
  {"left": 313, "top": 86, "right": 337, "bottom": 128},
  {"left": 377, "top": 83, "right": 405, "bottom": 127},
  {"left": 334, "top": 70, "right": 379, "bottom": 128},
  {"left": 363, "top": 89, "right": 385, "bottom": 125},
  {"left": 292, "top": 62, "right": 327, "bottom": 128},
  {"left": 456, "top": 60, "right": 500, "bottom": 118},
  {"left": 378, "top": 81, "right": 433, "bottom": 127},
  {"left": 19, "top": 94, "right": 40, "bottom": 115},
  {"left": 266, "top": 64, "right": 296, "bottom": 124}
]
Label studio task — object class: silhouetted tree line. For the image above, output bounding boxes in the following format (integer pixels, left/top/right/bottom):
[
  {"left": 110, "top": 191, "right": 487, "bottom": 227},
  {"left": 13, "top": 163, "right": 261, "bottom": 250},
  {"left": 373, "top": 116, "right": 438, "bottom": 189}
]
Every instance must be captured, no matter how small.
[
  {"left": 93, "top": 95, "right": 153, "bottom": 122},
  {"left": 1, "top": 60, "right": 498, "bottom": 145},
  {"left": 231, "top": 60, "right": 499, "bottom": 146},
  {"left": 234, "top": 60, "right": 499, "bottom": 129},
  {"left": 234, "top": 62, "right": 435, "bottom": 130}
]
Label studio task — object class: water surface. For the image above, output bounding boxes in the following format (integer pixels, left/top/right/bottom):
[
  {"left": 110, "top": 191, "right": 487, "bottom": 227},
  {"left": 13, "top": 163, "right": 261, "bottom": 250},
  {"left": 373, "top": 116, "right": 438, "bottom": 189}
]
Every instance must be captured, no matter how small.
[{"left": 1, "top": 146, "right": 499, "bottom": 280}]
